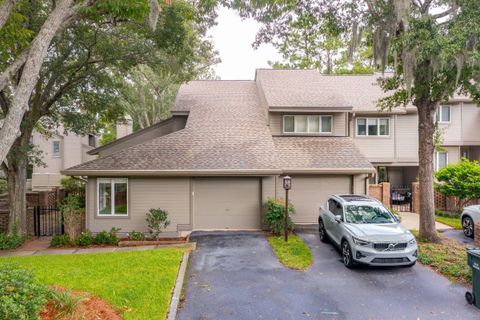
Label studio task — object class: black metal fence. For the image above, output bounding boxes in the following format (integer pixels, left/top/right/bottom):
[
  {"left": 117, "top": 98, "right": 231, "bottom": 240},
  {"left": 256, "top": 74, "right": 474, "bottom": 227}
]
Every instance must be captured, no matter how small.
[
  {"left": 33, "top": 206, "right": 63, "bottom": 236},
  {"left": 390, "top": 186, "right": 412, "bottom": 212}
]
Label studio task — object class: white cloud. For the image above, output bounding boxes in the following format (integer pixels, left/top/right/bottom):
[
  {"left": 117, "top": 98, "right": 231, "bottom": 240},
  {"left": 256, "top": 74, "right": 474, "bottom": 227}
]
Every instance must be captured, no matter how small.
[{"left": 208, "top": 7, "right": 281, "bottom": 80}]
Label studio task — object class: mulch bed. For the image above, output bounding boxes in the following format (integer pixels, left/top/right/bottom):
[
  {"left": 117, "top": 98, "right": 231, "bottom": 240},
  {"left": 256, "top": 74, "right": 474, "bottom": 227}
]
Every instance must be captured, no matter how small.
[{"left": 40, "top": 287, "right": 122, "bottom": 320}]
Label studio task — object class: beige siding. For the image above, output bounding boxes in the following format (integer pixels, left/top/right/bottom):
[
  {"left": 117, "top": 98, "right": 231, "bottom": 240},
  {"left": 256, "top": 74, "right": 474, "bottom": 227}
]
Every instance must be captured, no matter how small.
[
  {"left": 353, "top": 174, "right": 368, "bottom": 194},
  {"left": 261, "top": 176, "right": 277, "bottom": 203},
  {"left": 395, "top": 114, "right": 418, "bottom": 162},
  {"left": 269, "top": 113, "right": 348, "bottom": 136},
  {"left": 461, "top": 103, "right": 480, "bottom": 145},
  {"left": 277, "top": 175, "right": 351, "bottom": 224},
  {"left": 444, "top": 146, "right": 461, "bottom": 165},
  {"left": 441, "top": 104, "right": 462, "bottom": 145},
  {"left": 193, "top": 178, "right": 261, "bottom": 230},
  {"left": 352, "top": 115, "right": 395, "bottom": 162},
  {"left": 87, "top": 177, "right": 191, "bottom": 234}
]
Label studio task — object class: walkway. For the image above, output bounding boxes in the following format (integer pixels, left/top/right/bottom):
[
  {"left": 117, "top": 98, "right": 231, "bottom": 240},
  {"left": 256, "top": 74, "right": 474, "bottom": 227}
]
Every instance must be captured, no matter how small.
[{"left": 400, "top": 211, "right": 452, "bottom": 231}]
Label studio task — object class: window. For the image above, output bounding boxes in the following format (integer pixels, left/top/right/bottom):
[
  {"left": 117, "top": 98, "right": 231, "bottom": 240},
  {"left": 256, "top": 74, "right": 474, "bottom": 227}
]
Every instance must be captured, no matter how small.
[
  {"left": 97, "top": 178, "right": 128, "bottom": 216},
  {"left": 434, "top": 152, "right": 448, "bottom": 171},
  {"left": 283, "top": 115, "right": 333, "bottom": 134},
  {"left": 88, "top": 135, "right": 96, "bottom": 148},
  {"left": 52, "top": 141, "right": 60, "bottom": 157},
  {"left": 436, "top": 105, "right": 451, "bottom": 123},
  {"left": 328, "top": 199, "right": 343, "bottom": 218},
  {"left": 356, "top": 118, "right": 390, "bottom": 136}
]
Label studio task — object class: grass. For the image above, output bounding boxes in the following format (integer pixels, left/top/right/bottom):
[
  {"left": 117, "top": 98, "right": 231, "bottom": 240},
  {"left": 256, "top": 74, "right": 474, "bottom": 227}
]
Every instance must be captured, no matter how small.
[
  {"left": 267, "top": 235, "right": 313, "bottom": 270},
  {"left": 411, "top": 231, "right": 471, "bottom": 284},
  {"left": 435, "top": 215, "right": 462, "bottom": 230},
  {"left": 1, "top": 249, "right": 184, "bottom": 319}
]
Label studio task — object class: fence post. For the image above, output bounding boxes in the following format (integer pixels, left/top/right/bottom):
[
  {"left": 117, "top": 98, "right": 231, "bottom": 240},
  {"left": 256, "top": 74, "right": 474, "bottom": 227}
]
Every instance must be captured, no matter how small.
[
  {"left": 381, "top": 182, "right": 390, "bottom": 208},
  {"left": 412, "top": 182, "right": 420, "bottom": 213},
  {"left": 34, "top": 206, "right": 40, "bottom": 236}
]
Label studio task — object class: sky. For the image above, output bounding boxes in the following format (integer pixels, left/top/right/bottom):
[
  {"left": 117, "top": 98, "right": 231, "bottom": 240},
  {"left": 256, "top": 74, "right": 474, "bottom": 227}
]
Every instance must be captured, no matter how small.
[{"left": 207, "top": 7, "right": 281, "bottom": 80}]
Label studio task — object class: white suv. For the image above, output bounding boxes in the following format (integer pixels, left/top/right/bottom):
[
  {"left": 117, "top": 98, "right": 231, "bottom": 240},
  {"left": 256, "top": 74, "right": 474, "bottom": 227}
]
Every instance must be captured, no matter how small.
[{"left": 318, "top": 195, "right": 418, "bottom": 268}]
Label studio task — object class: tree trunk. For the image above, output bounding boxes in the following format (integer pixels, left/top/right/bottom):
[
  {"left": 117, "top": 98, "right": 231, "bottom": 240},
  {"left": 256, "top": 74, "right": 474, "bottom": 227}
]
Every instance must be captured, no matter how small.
[
  {"left": 0, "top": 0, "right": 17, "bottom": 30},
  {"left": 417, "top": 103, "right": 440, "bottom": 242},
  {"left": 6, "top": 151, "right": 27, "bottom": 235},
  {"left": 0, "top": 0, "right": 75, "bottom": 164}
]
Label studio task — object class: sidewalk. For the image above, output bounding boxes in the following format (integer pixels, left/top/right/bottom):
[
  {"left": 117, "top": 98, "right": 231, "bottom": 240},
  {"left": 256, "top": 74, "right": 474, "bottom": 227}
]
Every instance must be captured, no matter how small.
[
  {"left": 399, "top": 211, "right": 452, "bottom": 231},
  {"left": 0, "top": 241, "right": 196, "bottom": 257}
]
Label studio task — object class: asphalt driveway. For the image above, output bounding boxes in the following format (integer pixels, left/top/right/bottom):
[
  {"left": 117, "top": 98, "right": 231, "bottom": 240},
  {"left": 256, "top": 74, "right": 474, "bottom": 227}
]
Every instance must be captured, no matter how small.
[{"left": 178, "top": 231, "right": 480, "bottom": 320}]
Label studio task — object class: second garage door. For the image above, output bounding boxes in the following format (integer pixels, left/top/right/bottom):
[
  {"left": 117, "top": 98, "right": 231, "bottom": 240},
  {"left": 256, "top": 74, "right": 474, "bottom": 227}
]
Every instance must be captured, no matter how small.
[
  {"left": 194, "top": 178, "right": 261, "bottom": 230},
  {"left": 286, "top": 175, "right": 351, "bottom": 224}
]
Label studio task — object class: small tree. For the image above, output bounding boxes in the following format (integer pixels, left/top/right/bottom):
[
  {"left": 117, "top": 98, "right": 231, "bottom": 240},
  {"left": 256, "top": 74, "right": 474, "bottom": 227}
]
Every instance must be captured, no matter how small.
[
  {"left": 146, "top": 208, "right": 171, "bottom": 240},
  {"left": 435, "top": 158, "right": 480, "bottom": 213},
  {"left": 59, "top": 195, "right": 84, "bottom": 241}
]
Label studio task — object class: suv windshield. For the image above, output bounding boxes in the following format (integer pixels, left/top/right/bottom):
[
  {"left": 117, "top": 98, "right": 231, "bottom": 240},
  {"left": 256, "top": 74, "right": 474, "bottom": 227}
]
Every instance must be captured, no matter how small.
[{"left": 345, "top": 205, "right": 396, "bottom": 224}]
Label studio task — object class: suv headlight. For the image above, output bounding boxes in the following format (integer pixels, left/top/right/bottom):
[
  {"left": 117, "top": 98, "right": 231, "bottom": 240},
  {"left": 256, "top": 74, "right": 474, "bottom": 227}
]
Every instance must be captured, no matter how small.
[
  {"left": 352, "top": 237, "right": 371, "bottom": 246},
  {"left": 408, "top": 238, "right": 416, "bottom": 246}
]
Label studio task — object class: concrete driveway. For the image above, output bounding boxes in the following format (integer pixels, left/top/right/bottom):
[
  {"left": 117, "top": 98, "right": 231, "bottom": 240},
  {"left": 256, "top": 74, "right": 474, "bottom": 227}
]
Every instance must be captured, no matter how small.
[{"left": 178, "top": 231, "right": 480, "bottom": 320}]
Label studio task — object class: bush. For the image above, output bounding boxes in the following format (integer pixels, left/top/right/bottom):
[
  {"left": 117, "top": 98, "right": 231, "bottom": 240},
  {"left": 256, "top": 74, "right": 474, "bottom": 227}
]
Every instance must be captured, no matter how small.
[
  {"left": 263, "top": 198, "right": 295, "bottom": 235},
  {"left": 94, "top": 228, "right": 120, "bottom": 245},
  {"left": 0, "top": 264, "right": 47, "bottom": 320},
  {"left": 60, "top": 177, "right": 85, "bottom": 201},
  {"left": 74, "top": 230, "right": 94, "bottom": 247},
  {"left": 0, "top": 232, "right": 25, "bottom": 250},
  {"left": 59, "top": 194, "right": 84, "bottom": 241},
  {"left": 47, "top": 289, "right": 84, "bottom": 319},
  {"left": 128, "top": 230, "right": 146, "bottom": 241},
  {"left": 146, "top": 208, "right": 170, "bottom": 240},
  {"left": 50, "top": 234, "right": 71, "bottom": 247}
]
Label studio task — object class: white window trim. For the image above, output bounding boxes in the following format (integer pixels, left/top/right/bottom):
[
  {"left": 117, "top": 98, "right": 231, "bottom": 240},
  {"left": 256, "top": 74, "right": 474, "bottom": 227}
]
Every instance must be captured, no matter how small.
[
  {"left": 52, "top": 141, "right": 61, "bottom": 158},
  {"left": 356, "top": 117, "right": 390, "bottom": 137},
  {"left": 434, "top": 151, "right": 448, "bottom": 171},
  {"left": 436, "top": 105, "right": 451, "bottom": 123},
  {"left": 283, "top": 115, "right": 333, "bottom": 134},
  {"left": 97, "top": 178, "right": 128, "bottom": 216}
]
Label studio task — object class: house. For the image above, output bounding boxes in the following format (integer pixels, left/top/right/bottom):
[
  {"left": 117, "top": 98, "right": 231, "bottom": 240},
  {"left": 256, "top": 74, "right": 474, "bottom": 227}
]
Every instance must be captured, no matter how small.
[
  {"left": 62, "top": 69, "right": 480, "bottom": 235},
  {"left": 29, "top": 121, "right": 132, "bottom": 191}
]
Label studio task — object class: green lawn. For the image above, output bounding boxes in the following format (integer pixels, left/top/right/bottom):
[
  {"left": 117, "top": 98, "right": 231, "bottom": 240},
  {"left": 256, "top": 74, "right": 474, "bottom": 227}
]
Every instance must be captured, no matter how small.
[
  {"left": 1, "top": 249, "right": 184, "bottom": 319},
  {"left": 267, "top": 235, "right": 313, "bottom": 270},
  {"left": 435, "top": 215, "right": 462, "bottom": 230},
  {"left": 411, "top": 231, "right": 471, "bottom": 284}
]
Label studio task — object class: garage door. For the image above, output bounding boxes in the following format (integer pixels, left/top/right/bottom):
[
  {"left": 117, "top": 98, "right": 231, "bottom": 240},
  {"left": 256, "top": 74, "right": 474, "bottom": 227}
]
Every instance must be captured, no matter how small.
[
  {"left": 287, "top": 176, "right": 351, "bottom": 224},
  {"left": 194, "top": 178, "right": 261, "bottom": 230}
]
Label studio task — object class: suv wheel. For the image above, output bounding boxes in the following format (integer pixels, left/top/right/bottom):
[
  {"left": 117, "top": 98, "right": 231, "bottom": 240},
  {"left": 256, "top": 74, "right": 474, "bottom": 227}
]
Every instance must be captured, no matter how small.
[
  {"left": 318, "top": 219, "right": 329, "bottom": 243},
  {"left": 463, "top": 216, "right": 474, "bottom": 238},
  {"left": 342, "top": 240, "right": 355, "bottom": 268}
]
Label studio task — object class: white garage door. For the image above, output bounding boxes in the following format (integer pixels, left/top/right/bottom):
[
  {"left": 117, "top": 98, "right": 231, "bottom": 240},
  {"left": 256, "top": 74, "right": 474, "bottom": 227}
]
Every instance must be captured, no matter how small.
[
  {"left": 287, "top": 176, "right": 351, "bottom": 224},
  {"left": 194, "top": 178, "right": 261, "bottom": 230}
]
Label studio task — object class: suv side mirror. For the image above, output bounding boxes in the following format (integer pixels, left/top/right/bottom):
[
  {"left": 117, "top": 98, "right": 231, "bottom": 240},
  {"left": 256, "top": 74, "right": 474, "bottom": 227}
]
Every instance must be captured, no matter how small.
[{"left": 334, "top": 215, "right": 342, "bottom": 223}]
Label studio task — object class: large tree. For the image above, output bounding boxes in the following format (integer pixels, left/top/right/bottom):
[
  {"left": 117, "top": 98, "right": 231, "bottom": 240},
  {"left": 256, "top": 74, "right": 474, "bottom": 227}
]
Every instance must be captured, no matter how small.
[
  {"left": 228, "top": 0, "right": 480, "bottom": 241},
  {"left": 0, "top": 0, "right": 218, "bottom": 234}
]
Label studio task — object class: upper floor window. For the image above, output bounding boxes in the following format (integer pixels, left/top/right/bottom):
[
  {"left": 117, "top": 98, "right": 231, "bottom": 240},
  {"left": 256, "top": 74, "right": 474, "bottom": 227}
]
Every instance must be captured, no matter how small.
[
  {"left": 52, "top": 141, "right": 60, "bottom": 157},
  {"left": 97, "top": 178, "right": 128, "bottom": 216},
  {"left": 436, "top": 105, "right": 451, "bottom": 123},
  {"left": 434, "top": 151, "right": 448, "bottom": 171},
  {"left": 88, "top": 134, "right": 96, "bottom": 148},
  {"left": 356, "top": 118, "right": 390, "bottom": 137},
  {"left": 283, "top": 115, "right": 332, "bottom": 134}
]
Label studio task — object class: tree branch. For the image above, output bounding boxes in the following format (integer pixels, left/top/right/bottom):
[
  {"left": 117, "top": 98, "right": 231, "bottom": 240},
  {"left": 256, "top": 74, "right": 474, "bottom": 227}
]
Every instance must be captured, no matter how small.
[
  {"left": 0, "top": 0, "right": 17, "bottom": 30},
  {"left": 432, "top": 6, "right": 458, "bottom": 19}
]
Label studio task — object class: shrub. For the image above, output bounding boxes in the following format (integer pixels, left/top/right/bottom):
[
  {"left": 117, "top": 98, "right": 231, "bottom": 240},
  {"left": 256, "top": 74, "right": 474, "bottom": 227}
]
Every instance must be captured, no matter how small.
[
  {"left": 94, "top": 228, "right": 120, "bottom": 245},
  {"left": 60, "top": 177, "right": 85, "bottom": 201},
  {"left": 146, "top": 208, "right": 170, "bottom": 240},
  {"left": 128, "top": 230, "right": 146, "bottom": 241},
  {"left": 47, "top": 289, "right": 84, "bottom": 319},
  {"left": 435, "top": 158, "right": 480, "bottom": 213},
  {"left": 59, "top": 194, "right": 84, "bottom": 241},
  {"left": 0, "top": 264, "right": 47, "bottom": 320},
  {"left": 74, "top": 230, "right": 94, "bottom": 247},
  {"left": 0, "top": 232, "right": 25, "bottom": 250},
  {"left": 263, "top": 198, "right": 295, "bottom": 235},
  {"left": 51, "top": 234, "right": 71, "bottom": 247}
]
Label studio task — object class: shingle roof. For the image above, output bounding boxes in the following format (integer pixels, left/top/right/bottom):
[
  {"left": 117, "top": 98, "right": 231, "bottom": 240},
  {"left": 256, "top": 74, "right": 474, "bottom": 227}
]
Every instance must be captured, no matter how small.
[
  {"left": 64, "top": 81, "right": 281, "bottom": 174},
  {"left": 255, "top": 69, "right": 352, "bottom": 109},
  {"left": 273, "top": 137, "right": 374, "bottom": 172},
  {"left": 63, "top": 76, "right": 374, "bottom": 176}
]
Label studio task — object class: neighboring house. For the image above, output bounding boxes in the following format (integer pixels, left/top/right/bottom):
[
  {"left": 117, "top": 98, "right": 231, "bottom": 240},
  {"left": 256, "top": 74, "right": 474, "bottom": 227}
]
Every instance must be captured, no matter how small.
[
  {"left": 62, "top": 69, "right": 480, "bottom": 235},
  {"left": 30, "top": 121, "right": 132, "bottom": 191}
]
